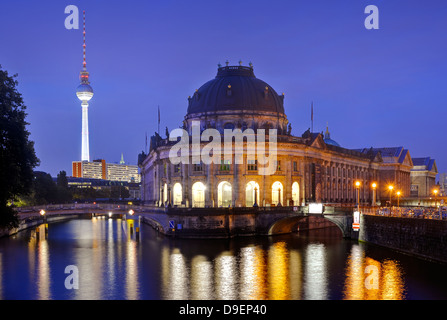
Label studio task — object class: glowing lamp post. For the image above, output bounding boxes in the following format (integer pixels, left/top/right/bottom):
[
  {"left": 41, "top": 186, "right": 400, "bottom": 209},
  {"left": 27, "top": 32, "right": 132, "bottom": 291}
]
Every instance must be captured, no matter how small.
[
  {"left": 396, "top": 191, "right": 401, "bottom": 208},
  {"left": 355, "top": 181, "right": 361, "bottom": 212},
  {"left": 371, "top": 182, "right": 377, "bottom": 207},
  {"left": 433, "top": 189, "right": 439, "bottom": 208},
  {"left": 388, "top": 185, "right": 394, "bottom": 208}
]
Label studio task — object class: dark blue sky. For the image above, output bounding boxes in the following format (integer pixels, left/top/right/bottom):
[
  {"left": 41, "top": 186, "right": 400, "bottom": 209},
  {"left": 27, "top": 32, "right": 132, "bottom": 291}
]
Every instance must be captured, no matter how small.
[{"left": 1, "top": 0, "right": 447, "bottom": 177}]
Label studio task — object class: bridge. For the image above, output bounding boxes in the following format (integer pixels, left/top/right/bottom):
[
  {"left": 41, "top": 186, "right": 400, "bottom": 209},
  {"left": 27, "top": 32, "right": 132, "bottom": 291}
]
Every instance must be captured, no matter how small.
[{"left": 9, "top": 203, "right": 369, "bottom": 239}]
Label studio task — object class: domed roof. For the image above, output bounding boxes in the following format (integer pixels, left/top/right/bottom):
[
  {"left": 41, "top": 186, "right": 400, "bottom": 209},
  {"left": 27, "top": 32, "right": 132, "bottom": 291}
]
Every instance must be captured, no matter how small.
[
  {"left": 324, "top": 125, "right": 340, "bottom": 147},
  {"left": 324, "top": 138, "right": 341, "bottom": 147},
  {"left": 187, "top": 64, "right": 285, "bottom": 115}
]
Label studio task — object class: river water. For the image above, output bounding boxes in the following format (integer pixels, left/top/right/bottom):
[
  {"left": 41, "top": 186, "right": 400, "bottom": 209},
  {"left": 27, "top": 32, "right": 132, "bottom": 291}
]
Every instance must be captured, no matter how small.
[{"left": 0, "top": 217, "right": 446, "bottom": 300}]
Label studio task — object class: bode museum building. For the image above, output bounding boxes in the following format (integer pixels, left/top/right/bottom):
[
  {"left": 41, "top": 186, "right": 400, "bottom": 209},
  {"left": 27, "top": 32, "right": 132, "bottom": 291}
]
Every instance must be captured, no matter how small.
[{"left": 139, "top": 63, "right": 437, "bottom": 208}]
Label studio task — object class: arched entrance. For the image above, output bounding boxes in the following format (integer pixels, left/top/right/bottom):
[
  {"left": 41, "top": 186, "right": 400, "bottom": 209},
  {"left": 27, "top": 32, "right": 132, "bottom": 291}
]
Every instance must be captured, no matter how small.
[
  {"left": 173, "top": 183, "right": 182, "bottom": 206},
  {"left": 218, "top": 181, "right": 232, "bottom": 207},
  {"left": 292, "top": 182, "right": 300, "bottom": 206},
  {"left": 272, "top": 181, "right": 283, "bottom": 206},
  {"left": 192, "top": 182, "right": 205, "bottom": 208},
  {"left": 246, "top": 181, "right": 260, "bottom": 207}
]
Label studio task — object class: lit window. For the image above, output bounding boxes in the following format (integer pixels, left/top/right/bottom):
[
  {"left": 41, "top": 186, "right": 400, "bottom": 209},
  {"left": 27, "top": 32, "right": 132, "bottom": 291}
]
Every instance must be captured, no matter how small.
[
  {"left": 193, "top": 163, "right": 203, "bottom": 172},
  {"left": 247, "top": 160, "right": 257, "bottom": 171},
  {"left": 220, "top": 159, "right": 230, "bottom": 171},
  {"left": 276, "top": 160, "right": 281, "bottom": 171}
]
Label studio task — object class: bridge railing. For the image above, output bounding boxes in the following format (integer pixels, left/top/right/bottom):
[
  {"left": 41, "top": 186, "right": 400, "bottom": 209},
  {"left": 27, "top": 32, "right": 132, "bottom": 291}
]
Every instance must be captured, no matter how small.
[{"left": 363, "top": 206, "right": 447, "bottom": 220}]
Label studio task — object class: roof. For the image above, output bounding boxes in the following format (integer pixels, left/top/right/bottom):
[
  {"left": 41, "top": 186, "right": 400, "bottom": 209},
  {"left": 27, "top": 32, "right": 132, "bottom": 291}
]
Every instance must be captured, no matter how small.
[
  {"left": 412, "top": 157, "right": 437, "bottom": 172},
  {"left": 353, "top": 147, "right": 412, "bottom": 166},
  {"left": 186, "top": 65, "right": 285, "bottom": 115}
]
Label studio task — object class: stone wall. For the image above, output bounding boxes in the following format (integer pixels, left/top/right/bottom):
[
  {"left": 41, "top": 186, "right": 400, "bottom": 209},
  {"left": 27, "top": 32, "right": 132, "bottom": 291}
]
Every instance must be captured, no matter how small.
[{"left": 359, "top": 215, "right": 447, "bottom": 264}]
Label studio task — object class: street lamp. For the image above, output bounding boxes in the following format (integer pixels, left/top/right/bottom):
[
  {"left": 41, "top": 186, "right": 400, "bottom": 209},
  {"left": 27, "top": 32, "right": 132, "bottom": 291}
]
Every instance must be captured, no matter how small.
[
  {"left": 355, "top": 180, "right": 361, "bottom": 211},
  {"left": 371, "top": 182, "right": 377, "bottom": 207},
  {"left": 396, "top": 191, "right": 401, "bottom": 208},
  {"left": 433, "top": 188, "right": 439, "bottom": 208},
  {"left": 388, "top": 185, "right": 394, "bottom": 208}
]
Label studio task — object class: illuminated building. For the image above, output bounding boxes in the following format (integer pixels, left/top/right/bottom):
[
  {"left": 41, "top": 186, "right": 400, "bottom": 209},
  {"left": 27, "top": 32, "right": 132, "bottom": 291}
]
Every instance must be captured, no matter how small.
[
  {"left": 72, "top": 157, "right": 140, "bottom": 183},
  {"left": 410, "top": 157, "right": 438, "bottom": 197},
  {"left": 140, "top": 63, "right": 436, "bottom": 207}
]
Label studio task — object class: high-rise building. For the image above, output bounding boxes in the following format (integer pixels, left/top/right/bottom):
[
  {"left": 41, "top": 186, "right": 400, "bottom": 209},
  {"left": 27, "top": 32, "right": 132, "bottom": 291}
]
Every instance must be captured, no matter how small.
[
  {"left": 75, "top": 10, "right": 93, "bottom": 162},
  {"left": 72, "top": 157, "right": 140, "bottom": 183}
]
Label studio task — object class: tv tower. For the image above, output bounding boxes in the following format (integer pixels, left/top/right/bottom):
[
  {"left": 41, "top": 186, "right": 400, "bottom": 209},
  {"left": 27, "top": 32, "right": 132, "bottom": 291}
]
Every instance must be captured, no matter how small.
[{"left": 76, "top": 10, "right": 93, "bottom": 162}]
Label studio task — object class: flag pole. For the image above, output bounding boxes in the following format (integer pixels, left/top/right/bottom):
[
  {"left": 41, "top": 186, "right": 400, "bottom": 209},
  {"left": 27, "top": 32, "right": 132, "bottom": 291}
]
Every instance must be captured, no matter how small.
[
  {"left": 311, "top": 101, "right": 314, "bottom": 133},
  {"left": 158, "top": 105, "right": 160, "bottom": 135}
]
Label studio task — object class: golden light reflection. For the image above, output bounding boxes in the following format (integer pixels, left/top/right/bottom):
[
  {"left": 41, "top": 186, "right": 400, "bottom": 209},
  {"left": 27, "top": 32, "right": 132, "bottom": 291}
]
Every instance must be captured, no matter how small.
[
  {"left": 239, "top": 246, "right": 267, "bottom": 300},
  {"left": 343, "top": 245, "right": 406, "bottom": 300},
  {"left": 36, "top": 229, "right": 50, "bottom": 300},
  {"left": 343, "top": 244, "right": 365, "bottom": 300},
  {"left": 289, "top": 250, "right": 302, "bottom": 300},
  {"left": 381, "top": 260, "right": 405, "bottom": 300},
  {"left": 268, "top": 242, "right": 290, "bottom": 300},
  {"left": 26, "top": 224, "right": 50, "bottom": 299}
]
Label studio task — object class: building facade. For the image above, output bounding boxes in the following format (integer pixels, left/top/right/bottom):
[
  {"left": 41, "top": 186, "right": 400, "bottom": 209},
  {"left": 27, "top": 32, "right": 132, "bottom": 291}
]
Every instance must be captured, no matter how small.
[
  {"left": 140, "top": 64, "right": 414, "bottom": 208},
  {"left": 140, "top": 64, "right": 439, "bottom": 208},
  {"left": 410, "top": 157, "right": 438, "bottom": 198},
  {"left": 73, "top": 159, "right": 140, "bottom": 183}
]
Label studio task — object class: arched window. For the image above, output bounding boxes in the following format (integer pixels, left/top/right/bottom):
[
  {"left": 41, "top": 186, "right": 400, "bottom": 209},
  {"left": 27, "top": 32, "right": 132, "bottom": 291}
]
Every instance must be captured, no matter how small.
[
  {"left": 292, "top": 182, "right": 300, "bottom": 206},
  {"left": 173, "top": 183, "right": 182, "bottom": 206},
  {"left": 217, "top": 181, "right": 232, "bottom": 207},
  {"left": 192, "top": 182, "right": 206, "bottom": 208},
  {"left": 246, "top": 181, "right": 260, "bottom": 207},
  {"left": 272, "top": 181, "right": 283, "bottom": 206}
]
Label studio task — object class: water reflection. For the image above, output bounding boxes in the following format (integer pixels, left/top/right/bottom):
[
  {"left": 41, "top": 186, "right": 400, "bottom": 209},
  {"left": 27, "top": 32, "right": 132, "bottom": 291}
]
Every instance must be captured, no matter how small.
[
  {"left": 304, "top": 244, "right": 328, "bottom": 300},
  {"left": 343, "top": 244, "right": 406, "bottom": 300},
  {"left": 268, "top": 242, "right": 289, "bottom": 300},
  {"left": 239, "top": 246, "right": 267, "bottom": 300},
  {"left": 0, "top": 220, "right": 437, "bottom": 300}
]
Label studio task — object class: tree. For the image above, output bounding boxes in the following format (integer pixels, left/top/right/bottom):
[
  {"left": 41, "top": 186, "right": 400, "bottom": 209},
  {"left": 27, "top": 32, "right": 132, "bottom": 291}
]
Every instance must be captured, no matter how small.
[
  {"left": 0, "top": 66, "right": 39, "bottom": 229},
  {"left": 56, "top": 170, "right": 72, "bottom": 203},
  {"left": 57, "top": 170, "right": 68, "bottom": 189},
  {"left": 32, "top": 171, "right": 59, "bottom": 205}
]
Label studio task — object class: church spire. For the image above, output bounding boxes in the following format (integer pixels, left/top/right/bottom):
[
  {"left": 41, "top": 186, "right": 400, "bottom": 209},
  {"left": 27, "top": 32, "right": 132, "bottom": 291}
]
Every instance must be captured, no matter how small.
[{"left": 120, "top": 153, "right": 125, "bottom": 164}]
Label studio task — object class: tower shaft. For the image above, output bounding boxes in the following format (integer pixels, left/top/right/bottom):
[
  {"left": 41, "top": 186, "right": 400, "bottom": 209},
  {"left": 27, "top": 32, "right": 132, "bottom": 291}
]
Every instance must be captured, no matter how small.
[{"left": 81, "top": 103, "right": 90, "bottom": 162}]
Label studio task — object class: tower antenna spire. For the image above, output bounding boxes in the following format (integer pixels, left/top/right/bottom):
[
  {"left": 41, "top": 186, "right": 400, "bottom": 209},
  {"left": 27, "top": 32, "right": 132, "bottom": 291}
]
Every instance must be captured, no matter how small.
[{"left": 83, "top": 10, "right": 86, "bottom": 71}]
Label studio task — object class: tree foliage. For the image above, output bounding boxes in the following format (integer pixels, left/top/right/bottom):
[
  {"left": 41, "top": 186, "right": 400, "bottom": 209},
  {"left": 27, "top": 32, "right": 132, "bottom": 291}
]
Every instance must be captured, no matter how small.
[{"left": 0, "top": 66, "right": 39, "bottom": 229}]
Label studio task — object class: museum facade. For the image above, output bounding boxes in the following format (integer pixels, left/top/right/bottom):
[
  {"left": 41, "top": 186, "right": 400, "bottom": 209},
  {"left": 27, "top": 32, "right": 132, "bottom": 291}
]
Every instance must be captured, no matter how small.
[{"left": 139, "top": 64, "right": 436, "bottom": 208}]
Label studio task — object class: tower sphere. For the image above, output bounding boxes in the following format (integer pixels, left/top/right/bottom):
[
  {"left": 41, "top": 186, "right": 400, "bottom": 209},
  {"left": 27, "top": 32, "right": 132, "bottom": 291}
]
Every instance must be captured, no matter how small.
[{"left": 76, "top": 83, "right": 94, "bottom": 102}]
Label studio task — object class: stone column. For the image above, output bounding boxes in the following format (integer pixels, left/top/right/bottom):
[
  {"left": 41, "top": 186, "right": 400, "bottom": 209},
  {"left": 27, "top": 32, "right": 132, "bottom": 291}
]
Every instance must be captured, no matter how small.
[
  {"left": 205, "top": 163, "right": 213, "bottom": 207},
  {"left": 285, "top": 156, "right": 292, "bottom": 206}
]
